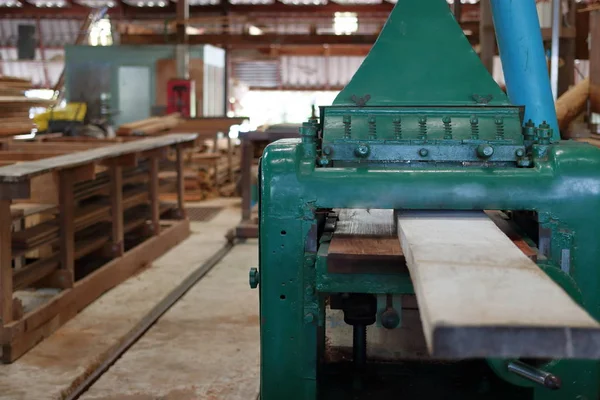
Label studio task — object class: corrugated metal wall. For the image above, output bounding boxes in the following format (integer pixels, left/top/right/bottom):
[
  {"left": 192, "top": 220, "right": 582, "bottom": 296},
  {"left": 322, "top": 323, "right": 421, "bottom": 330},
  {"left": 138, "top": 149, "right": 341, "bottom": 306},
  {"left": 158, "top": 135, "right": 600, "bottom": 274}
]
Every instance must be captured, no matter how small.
[
  {"left": 280, "top": 55, "right": 364, "bottom": 87},
  {"left": 0, "top": 47, "right": 64, "bottom": 86},
  {"left": 233, "top": 55, "right": 364, "bottom": 89},
  {"left": 0, "top": 18, "right": 82, "bottom": 46}
]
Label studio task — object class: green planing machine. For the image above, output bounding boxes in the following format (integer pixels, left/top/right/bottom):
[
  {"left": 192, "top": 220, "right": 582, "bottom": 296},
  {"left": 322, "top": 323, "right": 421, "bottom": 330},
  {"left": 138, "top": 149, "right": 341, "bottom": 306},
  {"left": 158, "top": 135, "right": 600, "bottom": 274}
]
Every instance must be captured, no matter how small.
[{"left": 250, "top": 0, "right": 600, "bottom": 398}]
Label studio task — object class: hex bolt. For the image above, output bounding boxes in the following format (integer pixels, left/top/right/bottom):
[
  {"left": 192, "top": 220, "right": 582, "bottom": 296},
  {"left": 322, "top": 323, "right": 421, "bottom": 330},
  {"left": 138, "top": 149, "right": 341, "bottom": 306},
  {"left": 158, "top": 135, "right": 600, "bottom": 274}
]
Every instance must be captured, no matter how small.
[
  {"left": 322, "top": 146, "right": 333, "bottom": 156},
  {"left": 419, "top": 148, "right": 429, "bottom": 157}
]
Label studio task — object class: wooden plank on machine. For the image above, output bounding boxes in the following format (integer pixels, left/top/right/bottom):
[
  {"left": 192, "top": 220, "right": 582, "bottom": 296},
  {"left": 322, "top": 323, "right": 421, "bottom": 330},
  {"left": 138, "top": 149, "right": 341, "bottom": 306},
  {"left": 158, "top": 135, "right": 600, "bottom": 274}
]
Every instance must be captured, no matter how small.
[
  {"left": 396, "top": 210, "right": 600, "bottom": 359},
  {"left": 327, "top": 209, "right": 536, "bottom": 274},
  {"left": 328, "top": 209, "right": 405, "bottom": 274}
]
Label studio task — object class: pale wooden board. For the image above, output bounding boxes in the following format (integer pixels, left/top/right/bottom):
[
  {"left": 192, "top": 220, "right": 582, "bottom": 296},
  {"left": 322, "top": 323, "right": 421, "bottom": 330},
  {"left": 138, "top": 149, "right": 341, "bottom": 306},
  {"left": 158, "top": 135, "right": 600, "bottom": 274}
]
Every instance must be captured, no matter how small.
[
  {"left": 396, "top": 210, "right": 600, "bottom": 359},
  {"left": 0, "top": 134, "right": 196, "bottom": 183}
]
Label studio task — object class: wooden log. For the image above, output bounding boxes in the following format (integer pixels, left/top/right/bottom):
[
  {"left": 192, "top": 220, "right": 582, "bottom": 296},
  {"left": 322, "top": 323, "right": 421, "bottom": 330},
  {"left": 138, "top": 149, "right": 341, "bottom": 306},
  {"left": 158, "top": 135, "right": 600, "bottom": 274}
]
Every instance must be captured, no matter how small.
[
  {"left": 396, "top": 210, "right": 600, "bottom": 359},
  {"left": 555, "top": 78, "right": 589, "bottom": 132}
]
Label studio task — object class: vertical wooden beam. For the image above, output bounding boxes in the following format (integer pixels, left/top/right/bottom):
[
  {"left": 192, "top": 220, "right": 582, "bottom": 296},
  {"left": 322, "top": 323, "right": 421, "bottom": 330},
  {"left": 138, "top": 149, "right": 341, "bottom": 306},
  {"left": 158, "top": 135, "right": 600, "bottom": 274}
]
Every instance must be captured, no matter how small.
[
  {"left": 59, "top": 170, "right": 75, "bottom": 288},
  {"left": 479, "top": 0, "right": 496, "bottom": 75},
  {"left": 227, "top": 135, "right": 234, "bottom": 184},
  {"left": 0, "top": 200, "right": 13, "bottom": 325},
  {"left": 110, "top": 166, "right": 124, "bottom": 256},
  {"left": 590, "top": 9, "right": 600, "bottom": 125},
  {"left": 175, "top": 144, "right": 187, "bottom": 219},
  {"left": 241, "top": 137, "right": 253, "bottom": 222},
  {"left": 35, "top": 17, "right": 50, "bottom": 89},
  {"left": 558, "top": 0, "right": 577, "bottom": 96},
  {"left": 453, "top": 0, "right": 462, "bottom": 22},
  {"left": 149, "top": 157, "right": 160, "bottom": 235}
]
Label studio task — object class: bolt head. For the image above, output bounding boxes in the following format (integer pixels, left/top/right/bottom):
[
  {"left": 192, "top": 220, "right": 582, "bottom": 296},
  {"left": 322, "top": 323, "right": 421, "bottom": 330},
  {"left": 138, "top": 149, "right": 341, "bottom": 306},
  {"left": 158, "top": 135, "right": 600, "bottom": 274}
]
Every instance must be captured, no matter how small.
[
  {"left": 381, "top": 308, "right": 400, "bottom": 329},
  {"left": 304, "top": 313, "right": 315, "bottom": 324},
  {"left": 477, "top": 144, "right": 494, "bottom": 159},
  {"left": 249, "top": 267, "right": 260, "bottom": 289},
  {"left": 322, "top": 146, "right": 332, "bottom": 156},
  {"left": 418, "top": 148, "right": 429, "bottom": 157},
  {"left": 515, "top": 148, "right": 525, "bottom": 157},
  {"left": 354, "top": 144, "right": 370, "bottom": 158},
  {"left": 319, "top": 158, "right": 330, "bottom": 166}
]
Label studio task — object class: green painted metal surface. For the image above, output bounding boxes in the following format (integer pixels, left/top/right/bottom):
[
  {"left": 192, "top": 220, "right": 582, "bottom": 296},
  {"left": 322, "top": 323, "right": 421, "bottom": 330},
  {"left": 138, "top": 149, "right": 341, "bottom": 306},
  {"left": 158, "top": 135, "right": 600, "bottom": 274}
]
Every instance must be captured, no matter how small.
[
  {"left": 254, "top": 0, "right": 600, "bottom": 398},
  {"left": 258, "top": 138, "right": 600, "bottom": 399},
  {"left": 333, "top": 0, "right": 508, "bottom": 107}
]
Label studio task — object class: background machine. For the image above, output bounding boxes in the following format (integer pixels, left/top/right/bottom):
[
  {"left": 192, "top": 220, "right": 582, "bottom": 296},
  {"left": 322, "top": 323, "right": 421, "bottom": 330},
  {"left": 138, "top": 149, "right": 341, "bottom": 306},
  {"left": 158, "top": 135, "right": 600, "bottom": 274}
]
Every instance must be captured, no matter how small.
[{"left": 251, "top": 0, "right": 600, "bottom": 399}]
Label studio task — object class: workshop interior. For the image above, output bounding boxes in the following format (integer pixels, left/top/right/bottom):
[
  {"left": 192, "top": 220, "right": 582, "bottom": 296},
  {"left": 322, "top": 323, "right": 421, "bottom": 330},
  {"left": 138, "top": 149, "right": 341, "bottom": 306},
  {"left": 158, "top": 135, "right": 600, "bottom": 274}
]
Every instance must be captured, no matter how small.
[{"left": 0, "top": 0, "right": 600, "bottom": 399}]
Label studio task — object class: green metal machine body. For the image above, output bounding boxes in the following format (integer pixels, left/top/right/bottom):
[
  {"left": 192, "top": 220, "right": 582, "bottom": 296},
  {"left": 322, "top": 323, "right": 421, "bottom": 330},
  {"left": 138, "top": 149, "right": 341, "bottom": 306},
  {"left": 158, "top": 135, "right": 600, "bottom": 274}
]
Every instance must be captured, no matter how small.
[{"left": 253, "top": 1, "right": 600, "bottom": 398}]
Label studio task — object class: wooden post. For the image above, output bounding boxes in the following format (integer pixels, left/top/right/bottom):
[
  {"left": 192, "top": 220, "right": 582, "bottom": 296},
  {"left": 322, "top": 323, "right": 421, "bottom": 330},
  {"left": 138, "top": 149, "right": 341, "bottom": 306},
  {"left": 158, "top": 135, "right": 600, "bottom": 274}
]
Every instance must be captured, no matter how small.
[
  {"left": 241, "top": 137, "right": 253, "bottom": 222},
  {"left": 590, "top": 10, "right": 600, "bottom": 121},
  {"left": 149, "top": 157, "right": 160, "bottom": 235},
  {"left": 227, "top": 135, "right": 234, "bottom": 183},
  {"left": 59, "top": 170, "right": 75, "bottom": 288},
  {"left": 0, "top": 200, "right": 12, "bottom": 325},
  {"left": 110, "top": 165, "right": 124, "bottom": 256},
  {"left": 558, "top": 0, "right": 577, "bottom": 97},
  {"left": 479, "top": 0, "right": 496, "bottom": 75},
  {"left": 175, "top": 144, "right": 186, "bottom": 218}
]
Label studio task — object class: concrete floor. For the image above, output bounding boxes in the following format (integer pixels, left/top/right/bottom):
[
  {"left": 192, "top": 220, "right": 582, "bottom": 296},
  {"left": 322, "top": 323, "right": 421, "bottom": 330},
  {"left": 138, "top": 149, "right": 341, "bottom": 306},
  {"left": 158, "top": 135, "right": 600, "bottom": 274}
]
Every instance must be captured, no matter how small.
[
  {"left": 80, "top": 241, "right": 259, "bottom": 400},
  {"left": 0, "top": 199, "right": 260, "bottom": 400}
]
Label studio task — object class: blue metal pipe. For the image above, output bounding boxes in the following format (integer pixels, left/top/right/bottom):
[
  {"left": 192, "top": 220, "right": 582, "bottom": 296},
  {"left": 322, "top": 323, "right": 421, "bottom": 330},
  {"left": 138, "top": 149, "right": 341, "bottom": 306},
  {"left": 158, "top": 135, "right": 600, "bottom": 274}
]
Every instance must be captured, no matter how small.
[{"left": 490, "top": 0, "right": 560, "bottom": 140}]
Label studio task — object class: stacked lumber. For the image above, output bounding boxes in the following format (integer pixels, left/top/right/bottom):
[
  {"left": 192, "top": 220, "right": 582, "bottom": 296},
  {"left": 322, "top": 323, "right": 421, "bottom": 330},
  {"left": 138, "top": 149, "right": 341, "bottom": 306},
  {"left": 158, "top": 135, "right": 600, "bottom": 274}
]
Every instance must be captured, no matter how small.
[
  {"left": 116, "top": 113, "right": 182, "bottom": 136},
  {"left": 10, "top": 164, "right": 173, "bottom": 261},
  {"left": 0, "top": 76, "right": 55, "bottom": 136},
  {"left": 160, "top": 146, "right": 241, "bottom": 201}
]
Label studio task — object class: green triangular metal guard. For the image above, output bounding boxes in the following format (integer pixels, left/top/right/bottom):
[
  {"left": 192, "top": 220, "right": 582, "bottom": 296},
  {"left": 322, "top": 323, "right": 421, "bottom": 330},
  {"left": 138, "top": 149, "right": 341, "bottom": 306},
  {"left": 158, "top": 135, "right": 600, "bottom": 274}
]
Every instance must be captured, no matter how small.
[{"left": 334, "top": 0, "right": 509, "bottom": 107}]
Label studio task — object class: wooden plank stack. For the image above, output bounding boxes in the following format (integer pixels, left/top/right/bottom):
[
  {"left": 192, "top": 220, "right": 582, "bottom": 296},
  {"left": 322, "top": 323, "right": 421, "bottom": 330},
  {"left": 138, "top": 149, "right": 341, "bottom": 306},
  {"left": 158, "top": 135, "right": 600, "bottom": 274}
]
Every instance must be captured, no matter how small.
[
  {"left": 0, "top": 76, "right": 54, "bottom": 137},
  {"left": 116, "top": 113, "right": 182, "bottom": 136}
]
